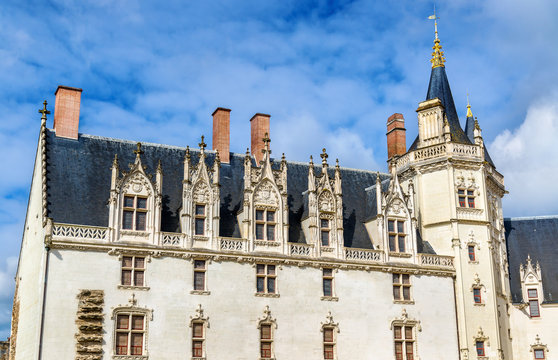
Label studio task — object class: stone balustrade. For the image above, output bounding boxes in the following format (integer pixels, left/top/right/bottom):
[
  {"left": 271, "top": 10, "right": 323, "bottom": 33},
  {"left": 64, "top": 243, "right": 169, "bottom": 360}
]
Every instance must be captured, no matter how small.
[
  {"left": 52, "top": 223, "right": 108, "bottom": 241},
  {"left": 418, "top": 253, "right": 454, "bottom": 269},
  {"left": 289, "top": 243, "right": 314, "bottom": 257},
  {"left": 396, "top": 142, "right": 482, "bottom": 171},
  {"left": 344, "top": 248, "right": 384, "bottom": 263}
]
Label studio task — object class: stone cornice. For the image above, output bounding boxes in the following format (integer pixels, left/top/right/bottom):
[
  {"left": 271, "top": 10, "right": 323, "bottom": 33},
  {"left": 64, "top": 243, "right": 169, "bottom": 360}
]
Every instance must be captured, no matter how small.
[{"left": 48, "top": 239, "right": 455, "bottom": 277}]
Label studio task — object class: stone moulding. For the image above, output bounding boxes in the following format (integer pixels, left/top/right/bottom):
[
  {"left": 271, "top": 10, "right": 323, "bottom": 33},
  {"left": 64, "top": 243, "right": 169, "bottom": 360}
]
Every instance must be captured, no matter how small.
[{"left": 49, "top": 239, "right": 455, "bottom": 277}]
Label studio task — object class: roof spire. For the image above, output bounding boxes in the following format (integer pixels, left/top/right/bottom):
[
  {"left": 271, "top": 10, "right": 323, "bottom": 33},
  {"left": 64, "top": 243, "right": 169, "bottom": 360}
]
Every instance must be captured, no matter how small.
[
  {"left": 428, "top": 10, "right": 445, "bottom": 68},
  {"left": 466, "top": 93, "right": 473, "bottom": 118}
]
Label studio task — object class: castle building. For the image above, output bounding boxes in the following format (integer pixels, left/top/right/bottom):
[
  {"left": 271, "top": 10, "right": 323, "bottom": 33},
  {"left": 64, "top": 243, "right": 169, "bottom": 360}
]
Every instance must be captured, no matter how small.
[{"left": 8, "top": 24, "right": 558, "bottom": 360}]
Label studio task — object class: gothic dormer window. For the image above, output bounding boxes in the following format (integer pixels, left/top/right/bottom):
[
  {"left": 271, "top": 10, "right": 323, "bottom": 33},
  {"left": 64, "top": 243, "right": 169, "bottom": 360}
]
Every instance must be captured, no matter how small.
[
  {"left": 381, "top": 164, "right": 416, "bottom": 260},
  {"left": 240, "top": 134, "right": 288, "bottom": 253},
  {"left": 108, "top": 143, "right": 162, "bottom": 244},
  {"left": 306, "top": 149, "right": 343, "bottom": 258},
  {"left": 519, "top": 255, "right": 544, "bottom": 317},
  {"left": 180, "top": 136, "right": 221, "bottom": 249}
]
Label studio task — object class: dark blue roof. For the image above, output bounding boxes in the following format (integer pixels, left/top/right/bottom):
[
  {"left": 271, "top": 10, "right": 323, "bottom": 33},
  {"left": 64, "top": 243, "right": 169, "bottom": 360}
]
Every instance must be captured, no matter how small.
[
  {"left": 45, "top": 129, "right": 397, "bottom": 249},
  {"left": 505, "top": 216, "right": 558, "bottom": 303},
  {"left": 409, "top": 66, "right": 472, "bottom": 151}
]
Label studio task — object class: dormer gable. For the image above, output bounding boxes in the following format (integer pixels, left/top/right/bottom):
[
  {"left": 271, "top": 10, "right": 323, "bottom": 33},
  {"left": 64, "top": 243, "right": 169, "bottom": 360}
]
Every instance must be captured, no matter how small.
[
  {"left": 108, "top": 142, "right": 162, "bottom": 244},
  {"left": 239, "top": 134, "right": 288, "bottom": 254},
  {"left": 180, "top": 136, "right": 221, "bottom": 249},
  {"left": 305, "top": 149, "right": 343, "bottom": 258}
]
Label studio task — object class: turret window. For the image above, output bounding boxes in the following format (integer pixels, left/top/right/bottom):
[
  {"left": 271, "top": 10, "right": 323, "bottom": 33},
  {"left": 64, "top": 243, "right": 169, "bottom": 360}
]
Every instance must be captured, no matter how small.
[
  {"left": 458, "top": 189, "right": 475, "bottom": 208},
  {"left": 123, "top": 195, "right": 147, "bottom": 231},
  {"left": 476, "top": 341, "right": 485, "bottom": 356},
  {"left": 256, "top": 209, "right": 276, "bottom": 241},
  {"left": 473, "top": 288, "right": 482, "bottom": 304},
  {"left": 388, "top": 219, "right": 406, "bottom": 253},
  {"left": 468, "top": 245, "right": 476, "bottom": 261}
]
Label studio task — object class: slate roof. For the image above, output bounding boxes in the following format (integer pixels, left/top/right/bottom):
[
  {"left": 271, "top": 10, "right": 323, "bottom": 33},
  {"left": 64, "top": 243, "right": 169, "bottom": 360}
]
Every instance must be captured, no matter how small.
[
  {"left": 505, "top": 216, "right": 558, "bottom": 303},
  {"left": 45, "top": 129, "right": 402, "bottom": 249},
  {"left": 409, "top": 66, "right": 472, "bottom": 152}
]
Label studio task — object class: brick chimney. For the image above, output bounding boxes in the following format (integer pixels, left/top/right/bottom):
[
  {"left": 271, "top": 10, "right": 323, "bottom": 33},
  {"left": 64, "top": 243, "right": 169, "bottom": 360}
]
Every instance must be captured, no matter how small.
[
  {"left": 386, "top": 113, "right": 406, "bottom": 160},
  {"left": 54, "top": 85, "right": 83, "bottom": 139},
  {"left": 250, "top": 113, "right": 270, "bottom": 164},
  {"left": 212, "top": 107, "right": 231, "bottom": 163}
]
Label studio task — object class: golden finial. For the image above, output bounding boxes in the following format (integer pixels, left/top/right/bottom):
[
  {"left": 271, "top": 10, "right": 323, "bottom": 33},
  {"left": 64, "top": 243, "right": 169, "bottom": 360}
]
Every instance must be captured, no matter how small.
[
  {"left": 133, "top": 142, "right": 144, "bottom": 156},
  {"left": 466, "top": 93, "right": 473, "bottom": 118},
  {"left": 199, "top": 135, "right": 206, "bottom": 152},
  {"left": 320, "top": 148, "right": 328, "bottom": 167},
  {"left": 38, "top": 100, "right": 51, "bottom": 121},
  {"left": 428, "top": 10, "right": 445, "bottom": 68}
]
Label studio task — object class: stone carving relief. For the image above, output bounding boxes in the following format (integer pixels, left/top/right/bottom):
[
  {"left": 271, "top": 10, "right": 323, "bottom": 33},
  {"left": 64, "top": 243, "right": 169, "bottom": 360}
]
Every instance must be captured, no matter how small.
[
  {"left": 254, "top": 180, "right": 278, "bottom": 206},
  {"left": 318, "top": 191, "right": 334, "bottom": 212},
  {"left": 193, "top": 181, "right": 210, "bottom": 204}
]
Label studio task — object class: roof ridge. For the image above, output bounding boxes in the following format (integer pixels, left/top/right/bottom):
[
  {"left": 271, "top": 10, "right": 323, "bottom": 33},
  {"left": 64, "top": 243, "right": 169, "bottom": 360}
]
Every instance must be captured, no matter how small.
[{"left": 505, "top": 215, "right": 558, "bottom": 221}]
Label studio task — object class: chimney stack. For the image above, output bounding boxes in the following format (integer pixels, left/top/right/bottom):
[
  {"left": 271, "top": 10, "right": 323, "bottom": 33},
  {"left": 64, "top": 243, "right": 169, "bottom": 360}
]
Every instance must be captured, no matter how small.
[
  {"left": 212, "top": 107, "right": 231, "bottom": 163},
  {"left": 54, "top": 85, "right": 83, "bottom": 139},
  {"left": 386, "top": 113, "right": 406, "bottom": 160},
  {"left": 250, "top": 113, "right": 271, "bottom": 164}
]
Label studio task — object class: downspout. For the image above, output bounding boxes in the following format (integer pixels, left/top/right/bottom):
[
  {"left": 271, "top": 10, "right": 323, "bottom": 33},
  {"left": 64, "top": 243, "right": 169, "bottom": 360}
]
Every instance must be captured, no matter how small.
[{"left": 38, "top": 219, "right": 52, "bottom": 360}]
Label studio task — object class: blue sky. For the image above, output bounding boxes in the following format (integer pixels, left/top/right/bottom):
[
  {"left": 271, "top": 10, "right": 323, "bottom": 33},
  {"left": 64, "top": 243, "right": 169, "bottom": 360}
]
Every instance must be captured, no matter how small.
[{"left": 1, "top": 0, "right": 558, "bottom": 338}]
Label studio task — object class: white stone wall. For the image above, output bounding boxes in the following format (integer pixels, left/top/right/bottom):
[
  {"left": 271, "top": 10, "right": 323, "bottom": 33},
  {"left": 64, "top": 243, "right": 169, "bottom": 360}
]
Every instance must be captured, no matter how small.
[
  {"left": 40, "top": 249, "right": 459, "bottom": 359},
  {"left": 509, "top": 305, "right": 558, "bottom": 359}
]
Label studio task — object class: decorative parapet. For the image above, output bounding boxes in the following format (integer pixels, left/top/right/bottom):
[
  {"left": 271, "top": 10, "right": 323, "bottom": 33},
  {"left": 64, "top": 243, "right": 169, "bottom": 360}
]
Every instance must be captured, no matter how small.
[
  {"left": 219, "top": 237, "right": 248, "bottom": 252},
  {"left": 289, "top": 243, "right": 314, "bottom": 257},
  {"left": 418, "top": 253, "right": 454, "bottom": 269},
  {"left": 456, "top": 207, "right": 484, "bottom": 221},
  {"left": 53, "top": 223, "right": 108, "bottom": 242},
  {"left": 395, "top": 143, "right": 482, "bottom": 172},
  {"left": 75, "top": 290, "right": 104, "bottom": 360},
  {"left": 161, "top": 232, "right": 185, "bottom": 247},
  {"left": 344, "top": 248, "right": 384, "bottom": 263}
]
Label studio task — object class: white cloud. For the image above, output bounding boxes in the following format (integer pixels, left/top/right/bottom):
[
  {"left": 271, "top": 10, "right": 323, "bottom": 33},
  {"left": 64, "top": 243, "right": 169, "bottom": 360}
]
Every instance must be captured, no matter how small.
[
  {"left": 489, "top": 92, "right": 558, "bottom": 217},
  {"left": 0, "top": 257, "right": 17, "bottom": 299}
]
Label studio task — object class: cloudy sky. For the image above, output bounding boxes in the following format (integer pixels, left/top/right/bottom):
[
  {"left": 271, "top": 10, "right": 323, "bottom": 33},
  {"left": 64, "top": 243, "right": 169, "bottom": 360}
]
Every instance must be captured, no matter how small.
[{"left": 1, "top": 0, "right": 557, "bottom": 338}]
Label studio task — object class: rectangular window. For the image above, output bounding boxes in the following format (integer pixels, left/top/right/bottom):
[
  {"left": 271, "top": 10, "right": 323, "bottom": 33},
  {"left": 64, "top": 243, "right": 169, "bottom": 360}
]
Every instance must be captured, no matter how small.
[
  {"left": 467, "top": 190, "right": 475, "bottom": 208},
  {"left": 122, "top": 195, "right": 148, "bottom": 231},
  {"left": 458, "top": 189, "right": 466, "bottom": 207},
  {"left": 394, "top": 325, "right": 414, "bottom": 360},
  {"left": 256, "top": 264, "right": 276, "bottom": 294},
  {"left": 528, "top": 289, "right": 540, "bottom": 317},
  {"left": 476, "top": 341, "right": 485, "bottom": 356},
  {"left": 320, "top": 218, "right": 330, "bottom": 246},
  {"left": 322, "top": 268, "right": 334, "bottom": 297},
  {"left": 473, "top": 288, "right": 482, "bottom": 304},
  {"left": 115, "top": 314, "right": 145, "bottom": 356},
  {"left": 458, "top": 189, "right": 475, "bottom": 208},
  {"left": 193, "top": 260, "right": 206, "bottom": 291},
  {"left": 192, "top": 322, "right": 204, "bottom": 357},
  {"left": 255, "top": 209, "right": 276, "bottom": 241},
  {"left": 468, "top": 245, "right": 476, "bottom": 261},
  {"left": 194, "top": 204, "right": 206, "bottom": 235},
  {"left": 260, "top": 324, "right": 273, "bottom": 358},
  {"left": 323, "top": 327, "right": 335, "bottom": 359},
  {"left": 393, "top": 273, "right": 411, "bottom": 301},
  {"left": 121, "top": 256, "right": 145, "bottom": 287},
  {"left": 534, "top": 349, "right": 545, "bottom": 359},
  {"left": 388, "top": 219, "right": 406, "bottom": 253}
]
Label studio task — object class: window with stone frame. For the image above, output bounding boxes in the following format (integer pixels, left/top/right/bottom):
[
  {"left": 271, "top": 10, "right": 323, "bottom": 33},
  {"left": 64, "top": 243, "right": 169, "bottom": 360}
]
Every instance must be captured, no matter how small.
[
  {"left": 458, "top": 189, "right": 475, "bottom": 208},
  {"left": 393, "top": 273, "right": 411, "bottom": 301},
  {"left": 121, "top": 256, "right": 145, "bottom": 287},
  {"left": 476, "top": 341, "right": 485, "bottom": 357},
  {"left": 473, "top": 288, "right": 482, "bottom": 304},
  {"left": 323, "top": 326, "right": 336, "bottom": 359},
  {"left": 320, "top": 217, "right": 331, "bottom": 247},
  {"left": 122, "top": 195, "right": 148, "bottom": 231},
  {"left": 322, "top": 268, "right": 334, "bottom": 297},
  {"left": 528, "top": 288, "right": 540, "bottom": 318},
  {"left": 256, "top": 264, "right": 276, "bottom": 294},
  {"left": 194, "top": 204, "right": 206, "bottom": 236},
  {"left": 468, "top": 245, "right": 476, "bottom": 261},
  {"left": 193, "top": 260, "right": 207, "bottom": 291},
  {"left": 388, "top": 219, "right": 406, "bottom": 253},
  {"left": 260, "top": 323, "right": 273, "bottom": 359},
  {"left": 192, "top": 321, "right": 205, "bottom": 358},
  {"left": 255, "top": 209, "right": 276, "bottom": 241},
  {"left": 115, "top": 313, "right": 145, "bottom": 356},
  {"left": 394, "top": 325, "right": 415, "bottom": 360}
]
